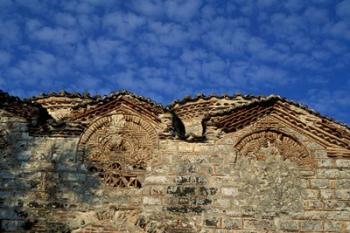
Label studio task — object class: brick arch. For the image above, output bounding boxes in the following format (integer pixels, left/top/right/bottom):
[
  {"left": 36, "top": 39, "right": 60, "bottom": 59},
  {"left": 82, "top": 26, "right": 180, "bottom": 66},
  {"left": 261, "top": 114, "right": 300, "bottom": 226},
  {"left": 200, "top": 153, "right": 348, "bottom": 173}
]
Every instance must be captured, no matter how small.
[
  {"left": 76, "top": 113, "right": 159, "bottom": 189},
  {"left": 235, "top": 129, "right": 314, "bottom": 167},
  {"left": 78, "top": 114, "right": 158, "bottom": 147}
]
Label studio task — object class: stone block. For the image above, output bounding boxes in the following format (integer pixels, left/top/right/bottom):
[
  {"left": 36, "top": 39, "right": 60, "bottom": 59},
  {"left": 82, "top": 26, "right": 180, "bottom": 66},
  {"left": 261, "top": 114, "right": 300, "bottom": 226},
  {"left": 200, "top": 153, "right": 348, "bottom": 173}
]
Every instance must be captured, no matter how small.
[
  {"left": 328, "top": 200, "right": 350, "bottom": 210},
  {"left": 166, "top": 186, "right": 195, "bottom": 197},
  {"left": 335, "top": 159, "right": 350, "bottom": 168},
  {"left": 279, "top": 220, "right": 299, "bottom": 231},
  {"left": 221, "top": 187, "right": 238, "bottom": 197},
  {"left": 317, "top": 169, "right": 350, "bottom": 179},
  {"left": 336, "top": 180, "right": 350, "bottom": 189},
  {"left": 223, "top": 218, "right": 242, "bottom": 229},
  {"left": 335, "top": 189, "right": 350, "bottom": 200},
  {"left": 299, "top": 179, "right": 309, "bottom": 188},
  {"left": 0, "top": 220, "right": 24, "bottom": 231},
  {"left": 178, "top": 143, "right": 193, "bottom": 152},
  {"left": 327, "top": 211, "right": 350, "bottom": 220},
  {"left": 306, "top": 200, "right": 324, "bottom": 210},
  {"left": 145, "top": 176, "right": 168, "bottom": 184},
  {"left": 214, "top": 198, "right": 231, "bottom": 209},
  {"left": 198, "top": 187, "right": 217, "bottom": 195},
  {"left": 317, "top": 158, "right": 334, "bottom": 168},
  {"left": 301, "top": 189, "right": 319, "bottom": 199},
  {"left": 310, "top": 179, "right": 330, "bottom": 189},
  {"left": 320, "top": 189, "right": 334, "bottom": 199},
  {"left": 0, "top": 208, "right": 17, "bottom": 219},
  {"left": 290, "top": 211, "right": 325, "bottom": 220},
  {"left": 324, "top": 221, "right": 341, "bottom": 231},
  {"left": 300, "top": 220, "right": 323, "bottom": 231},
  {"left": 143, "top": 196, "right": 161, "bottom": 205},
  {"left": 209, "top": 155, "right": 224, "bottom": 164},
  {"left": 344, "top": 222, "right": 350, "bottom": 232},
  {"left": 299, "top": 169, "right": 315, "bottom": 177},
  {"left": 204, "top": 216, "right": 220, "bottom": 228},
  {"left": 16, "top": 151, "right": 31, "bottom": 161},
  {"left": 242, "top": 219, "right": 258, "bottom": 230},
  {"left": 225, "top": 210, "right": 242, "bottom": 217},
  {"left": 0, "top": 171, "right": 15, "bottom": 179}
]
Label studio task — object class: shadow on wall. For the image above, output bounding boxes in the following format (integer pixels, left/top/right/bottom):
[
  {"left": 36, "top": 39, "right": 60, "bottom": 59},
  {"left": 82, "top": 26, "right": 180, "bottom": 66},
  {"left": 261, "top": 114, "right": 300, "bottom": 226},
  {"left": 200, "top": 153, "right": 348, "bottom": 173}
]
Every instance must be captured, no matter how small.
[
  {"left": 0, "top": 122, "right": 103, "bottom": 232},
  {"left": 0, "top": 120, "right": 31, "bottom": 232}
]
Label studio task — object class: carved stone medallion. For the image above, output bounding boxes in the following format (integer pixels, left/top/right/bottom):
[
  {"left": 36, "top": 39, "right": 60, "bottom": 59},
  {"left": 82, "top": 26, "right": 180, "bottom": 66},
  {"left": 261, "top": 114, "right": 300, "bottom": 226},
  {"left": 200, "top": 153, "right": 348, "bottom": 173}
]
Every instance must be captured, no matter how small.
[
  {"left": 235, "top": 130, "right": 314, "bottom": 166},
  {"left": 78, "top": 114, "right": 158, "bottom": 189}
]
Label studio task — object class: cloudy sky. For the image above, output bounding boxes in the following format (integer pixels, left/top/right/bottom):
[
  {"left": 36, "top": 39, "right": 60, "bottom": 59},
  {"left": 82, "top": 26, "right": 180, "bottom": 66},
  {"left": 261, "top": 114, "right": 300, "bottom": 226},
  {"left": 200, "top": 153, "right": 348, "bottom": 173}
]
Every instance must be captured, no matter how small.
[{"left": 0, "top": 0, "right": 349, "bottom": 124}]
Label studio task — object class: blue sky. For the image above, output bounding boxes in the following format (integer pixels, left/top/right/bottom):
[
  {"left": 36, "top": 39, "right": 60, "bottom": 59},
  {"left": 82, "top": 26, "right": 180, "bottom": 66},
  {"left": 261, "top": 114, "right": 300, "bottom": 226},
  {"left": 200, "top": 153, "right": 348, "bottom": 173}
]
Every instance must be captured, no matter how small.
[{"left": 0, "top": 0, "right": 349, "bottom": 124}]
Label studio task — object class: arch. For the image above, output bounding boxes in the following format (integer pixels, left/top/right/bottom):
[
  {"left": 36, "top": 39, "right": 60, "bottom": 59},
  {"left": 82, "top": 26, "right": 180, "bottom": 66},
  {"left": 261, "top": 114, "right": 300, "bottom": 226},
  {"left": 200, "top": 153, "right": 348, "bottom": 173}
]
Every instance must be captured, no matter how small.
[
  {"left": 235, "top": 129, "right": 314, "bottom": 167},
  {"left": 77, "top": 113, "right": 159, "bottom": 189},
  {"left": 78, "top": 114, "right": 158, "bottom": 147}
]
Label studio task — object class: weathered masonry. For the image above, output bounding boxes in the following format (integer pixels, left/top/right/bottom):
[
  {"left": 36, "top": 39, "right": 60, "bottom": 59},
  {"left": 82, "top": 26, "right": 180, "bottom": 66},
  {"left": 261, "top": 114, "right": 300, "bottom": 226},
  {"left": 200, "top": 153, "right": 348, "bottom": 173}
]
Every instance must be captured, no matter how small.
[{"left": 1, "top": 90, "right": 350, "bottom": 233}]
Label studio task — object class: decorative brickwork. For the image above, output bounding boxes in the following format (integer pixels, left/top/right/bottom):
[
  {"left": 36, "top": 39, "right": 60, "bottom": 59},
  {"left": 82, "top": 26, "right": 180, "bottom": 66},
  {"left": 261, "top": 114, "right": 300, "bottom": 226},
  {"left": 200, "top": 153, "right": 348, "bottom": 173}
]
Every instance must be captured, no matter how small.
[
  {"left": 77, "top": 114, "right": 158, "bottom": 189},
  {"left": 0, "top": 90, "right": 350, "bottom": 232},
  {"left": 236, "top": 129, "right": 314, "bottom": 166}
]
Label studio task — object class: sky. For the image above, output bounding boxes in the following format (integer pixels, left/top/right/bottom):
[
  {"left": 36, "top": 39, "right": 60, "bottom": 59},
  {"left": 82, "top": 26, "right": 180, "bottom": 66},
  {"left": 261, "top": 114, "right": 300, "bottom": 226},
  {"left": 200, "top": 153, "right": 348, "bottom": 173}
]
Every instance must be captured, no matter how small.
[{"left": 0, "top": 0, "right": 349, "bottom": 124}]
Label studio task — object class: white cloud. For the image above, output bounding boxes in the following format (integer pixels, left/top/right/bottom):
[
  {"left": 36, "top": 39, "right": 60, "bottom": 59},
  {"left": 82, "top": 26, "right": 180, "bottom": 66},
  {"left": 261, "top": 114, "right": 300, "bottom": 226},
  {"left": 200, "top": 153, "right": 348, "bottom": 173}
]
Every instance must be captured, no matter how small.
[
  {"left": 164, "top": 0, "right": 201, "bottom": 21},
  {"left": 229, "top": 62, "right": 290, "bottom": 89},
  {"left": 247, "top": 37, "right": 289, "bottom": 62},
  {"left": 130, "top": 0, "right": 201, "bottom": 21},
  {"left": 257, "top": 0, "right": 278, "bottom": 8},
  {"left": 26, "top": 19, "right": 42, "bottom": 33},
  {"left": 0, "top": 51, "right": 12, "bottom": 66},
  {"left": 203, "top": 26, "right": 250, "bottom": 56},
  {"left": 54, "top": 12, "right": 77, "bottom": 27},
  {"left": 324, "top": 21, "right": 350, "bottom": 40},
  {"left": 336, "top": 0, "right": 350, "bottom": 19},
  {"left": 322, "top": 39, "right": 347, "bottom": 54},
  {"left": 268, "top": 13, "right": 306, "bottom": 39},
  {"left": 33, "top": 26, "right": 81, "bottom": 44},
  {"left": 180, "top": 48, "right": 209, "bottom": 63},
  {"left": 130, "top": 0, "right": 164, "bottom": 18},
  {"left": 14, "top": 0, "right": 48, "bottom": 14},
  {"left": 137, "top": 43, "right": 169, "bottom": 60},
  {"left": 113, "top": 70, "right": 144, "bottom": 91},
  {"left": 304, "top": 7, "right": 329, "bottom": 24},
  {"left": 77, "top": 14, "right": 100, "bottom": 32},
  {"left": 283, "top": 0, "right": 305, "bottom": 12},
  {"left": 0, "top": 20, "right": 22, "bottom": 47},
  {"left": 87, "top": 38, "right": 123, "bottom": 69},
  {"left": 147, "top": 21, "right": 196, "bottom": 47},
  {"left": 103, "top": 11, "right": 145, "bottom": 38}
]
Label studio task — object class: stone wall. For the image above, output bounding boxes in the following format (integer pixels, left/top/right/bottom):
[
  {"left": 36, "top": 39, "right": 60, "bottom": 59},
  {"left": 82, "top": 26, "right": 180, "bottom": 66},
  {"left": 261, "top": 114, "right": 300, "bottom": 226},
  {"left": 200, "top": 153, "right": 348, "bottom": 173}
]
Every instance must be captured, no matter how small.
[{"left": 1, "top": 93, "right": 350, "bottom": 233}]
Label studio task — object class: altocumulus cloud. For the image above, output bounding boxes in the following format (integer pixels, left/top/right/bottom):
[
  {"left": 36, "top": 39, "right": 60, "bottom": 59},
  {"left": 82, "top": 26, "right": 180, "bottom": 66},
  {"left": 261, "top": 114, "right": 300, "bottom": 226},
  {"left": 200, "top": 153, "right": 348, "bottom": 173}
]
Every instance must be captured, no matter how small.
[{"left": 0, "top": 0, "right": 349, "bottom": 123}]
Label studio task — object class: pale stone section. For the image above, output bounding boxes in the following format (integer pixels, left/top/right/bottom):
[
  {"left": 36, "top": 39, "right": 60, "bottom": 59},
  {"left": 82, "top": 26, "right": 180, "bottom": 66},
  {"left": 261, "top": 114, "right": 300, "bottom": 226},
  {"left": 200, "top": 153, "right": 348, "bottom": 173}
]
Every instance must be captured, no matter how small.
[{"left": 33, "top": 96, "right": 92, "bottom": 120}]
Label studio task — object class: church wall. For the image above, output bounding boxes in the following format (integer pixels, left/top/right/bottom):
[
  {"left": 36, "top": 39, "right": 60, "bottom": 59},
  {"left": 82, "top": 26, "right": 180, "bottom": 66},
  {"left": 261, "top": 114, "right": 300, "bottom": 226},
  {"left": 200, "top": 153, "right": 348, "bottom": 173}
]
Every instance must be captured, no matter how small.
[{"left": 0, "top": 111, "right": 350, "bottom": 232}]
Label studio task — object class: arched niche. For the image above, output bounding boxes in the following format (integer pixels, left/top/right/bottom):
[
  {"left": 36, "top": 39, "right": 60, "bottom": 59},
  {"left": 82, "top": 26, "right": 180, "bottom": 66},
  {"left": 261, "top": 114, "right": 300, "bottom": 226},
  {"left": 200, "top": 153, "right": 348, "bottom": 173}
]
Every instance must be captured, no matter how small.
[
  {"left": 77, "top": 114, "right": 158, "bottom": 189},
  {"left": 235, "top": 129, "right": 314, "bottom": 167}
]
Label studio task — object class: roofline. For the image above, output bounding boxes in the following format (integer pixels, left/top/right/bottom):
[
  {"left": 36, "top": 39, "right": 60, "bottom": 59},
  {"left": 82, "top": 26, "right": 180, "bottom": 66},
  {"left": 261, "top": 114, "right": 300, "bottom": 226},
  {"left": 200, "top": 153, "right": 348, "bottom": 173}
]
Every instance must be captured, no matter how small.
[
  {"left": 70, "top": 90, "right": 167, "bottom": 112},
  {"left": 1, "top": 90, "right": 349, "bottom": 130},
  {"left": 168, "top": 93, "right": 260, "bottom": 108},
  {"left": 202, "top": 95, "right": 350, "bottom": 131}
]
